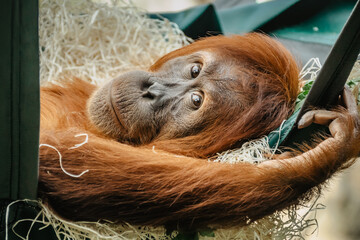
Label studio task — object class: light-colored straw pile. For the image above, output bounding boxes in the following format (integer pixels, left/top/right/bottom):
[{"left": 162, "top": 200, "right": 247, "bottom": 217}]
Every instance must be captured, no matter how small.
[{"left": 39, "top": 0, "right": 190, "bottom": 85}]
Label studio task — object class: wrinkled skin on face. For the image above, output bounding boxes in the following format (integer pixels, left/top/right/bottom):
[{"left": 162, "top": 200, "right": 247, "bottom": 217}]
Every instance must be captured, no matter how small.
[
  {"left": 88, "top": 51, "right": 247, "bottom": 145},
  {"left": 88, "top": 34, "right": 299, "bottom": 159}
]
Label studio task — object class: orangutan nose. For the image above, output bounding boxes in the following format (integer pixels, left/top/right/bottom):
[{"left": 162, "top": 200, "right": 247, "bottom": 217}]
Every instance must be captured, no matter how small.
[{"left": 142, "top": 82, "right": 165, "bottom": 100}]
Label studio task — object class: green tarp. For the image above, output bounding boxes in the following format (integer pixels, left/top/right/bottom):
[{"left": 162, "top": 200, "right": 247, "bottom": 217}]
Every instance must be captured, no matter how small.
[{"left": 0, "top": 0, "right": 42, "bottom": 239}]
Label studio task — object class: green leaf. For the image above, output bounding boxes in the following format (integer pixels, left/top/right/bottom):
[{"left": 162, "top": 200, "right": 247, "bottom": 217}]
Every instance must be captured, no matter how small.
[{"left": 198, "top": 227, "right": 215, "bottom": 237}]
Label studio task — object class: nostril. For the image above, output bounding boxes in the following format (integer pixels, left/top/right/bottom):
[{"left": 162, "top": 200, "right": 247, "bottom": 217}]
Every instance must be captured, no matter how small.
[
  {"left": 142, "top": 91, "right": 155, "bottom": 100},
  {"left": 141, "top": 79, "right": 156, "bottom": 99},
  {"left": 141, "top": 81, "right": 153, "bottom": 91}
]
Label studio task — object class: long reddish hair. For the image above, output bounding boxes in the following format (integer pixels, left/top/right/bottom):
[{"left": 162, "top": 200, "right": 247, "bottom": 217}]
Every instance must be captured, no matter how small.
[{"left": 151, "top": 34, "right": 300, "bottom": 157}]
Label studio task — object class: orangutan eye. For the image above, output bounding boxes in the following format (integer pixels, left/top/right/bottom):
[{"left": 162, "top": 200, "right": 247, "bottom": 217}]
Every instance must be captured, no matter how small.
[
  {"left": 191, "top": 92, "right": 203, "bottom": 108},
  {"left": 190, "top": 64, "right": 201, "bottom": 78}
]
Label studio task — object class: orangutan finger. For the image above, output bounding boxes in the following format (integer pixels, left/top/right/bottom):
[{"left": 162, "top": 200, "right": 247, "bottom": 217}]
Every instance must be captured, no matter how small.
[
  {"left": 298, "top": 110, "right": 340, "bottom": 129},
  {"left": 342, "top": 86, "right": 358, "bottom": 115},
  {"left": 329, "top": 117, "right": 347, "bottom": 140}
]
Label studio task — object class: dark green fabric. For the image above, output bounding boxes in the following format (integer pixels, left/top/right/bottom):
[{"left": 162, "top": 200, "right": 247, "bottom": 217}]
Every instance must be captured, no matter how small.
[
  {"left": 0, "top": 0, "right": 39, "bottom": 201},
  {"left": 297, "top": 0, "right": 360, "bottom": 109},
  {"left": 151, "top": 0, "right": 300, "bottom": 38},
  {"left": 0, "top": 0, "right": 14, "bottom": 201},
  {"left": 151, "top": 4, "right": 222, "bottom": 39},
  {"left": 153, "top": 0, "right": 356, "bottom": 65},
  {"left": 217, "top": 0, "right": 299, "bottom": 34},
  {"left": 267, "top": 110, "right": 299, "bottom": 149},
  {"left": 0, "top": 0, "right": 42, "bottom": 239},
  {"left": 272, "top": 1, "right": 356, "bottom": 46}
]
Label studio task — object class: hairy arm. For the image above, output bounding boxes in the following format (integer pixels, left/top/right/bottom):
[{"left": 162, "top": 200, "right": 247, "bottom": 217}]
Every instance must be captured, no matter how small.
[{"left": 38, "top": 100, "right": 360, "bottom": 229}]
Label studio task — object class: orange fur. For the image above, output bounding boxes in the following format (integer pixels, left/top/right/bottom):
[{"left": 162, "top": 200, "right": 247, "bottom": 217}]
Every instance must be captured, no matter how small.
[
  {"left": 38, "top": 33, "right": 360, "bottom": 230},
  {"left": 151, "top": 34, "right": 300, "bottom": 157}
]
